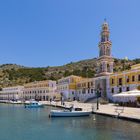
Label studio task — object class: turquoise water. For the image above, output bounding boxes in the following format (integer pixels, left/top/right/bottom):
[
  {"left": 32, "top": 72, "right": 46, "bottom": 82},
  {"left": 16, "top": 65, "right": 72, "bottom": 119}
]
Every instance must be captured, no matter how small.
[{"left": 0, "top": 104, "right": 140, "bottom": 140}]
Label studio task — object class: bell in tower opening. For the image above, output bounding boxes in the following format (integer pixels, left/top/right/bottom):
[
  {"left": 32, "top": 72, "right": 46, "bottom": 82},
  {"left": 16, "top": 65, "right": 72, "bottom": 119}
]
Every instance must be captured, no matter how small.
[{"left": 95, "top": 20, "right": 114, "bottom": 77}]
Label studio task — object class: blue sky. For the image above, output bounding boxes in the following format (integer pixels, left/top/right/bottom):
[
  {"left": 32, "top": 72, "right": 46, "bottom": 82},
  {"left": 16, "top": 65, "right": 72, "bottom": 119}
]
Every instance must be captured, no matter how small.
[{"left": 0, "top": 0, "right": 140, "bottom": 67}]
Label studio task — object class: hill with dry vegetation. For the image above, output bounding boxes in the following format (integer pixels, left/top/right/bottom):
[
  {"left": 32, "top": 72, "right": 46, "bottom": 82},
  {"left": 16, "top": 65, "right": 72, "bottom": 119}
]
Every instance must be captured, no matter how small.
[{"left": 0, "top": 58, "right": 139, "bottom": 88}]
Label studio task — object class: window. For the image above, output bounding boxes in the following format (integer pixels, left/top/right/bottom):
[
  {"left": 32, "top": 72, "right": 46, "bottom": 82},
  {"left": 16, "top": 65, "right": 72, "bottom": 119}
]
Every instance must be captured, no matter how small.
[
  {"left": 88, "top": 89, "right": 90, "bottom": 94},
  {"left": 138, "top": 75, "right": 140, "bottom": 81},
  {"left": 132, "top": 76, "right": 135, "bottom": 82},
  {"left": 88, "top": 82, "right": 90, "bottom": 88},
  {"left": 119, "top": 87, "right": 122, "bottom": 93},
  {"left": 112, "top": 79, "right": 114, "bottom": 84},
  {"left": 118, "top": 78, "right": 122, "bottom": 85},
  {"left": 91, "top": 89, "right": 94, "bottom": 93},
  {"left": 82, "top": 89, "right": 86, "bottom": 94},
  {"left": 126, "top": 77, "right": 129, "bottom": 83},
  {"left": 111, "top": 88, "right": 114, "bottom": 93},
  {"left": 126, "top": 87, "right": 129, "bottom": 91}
]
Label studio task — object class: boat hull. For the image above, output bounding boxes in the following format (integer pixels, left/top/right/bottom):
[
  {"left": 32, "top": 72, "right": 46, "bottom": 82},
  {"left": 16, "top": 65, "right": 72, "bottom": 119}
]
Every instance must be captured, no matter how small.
[
  {"left": 50, "top": 110, "right": 91, "bottom": 117},
  {"left": 24, "top": 101, "right": 44, "bottom": 108},
  {"left": 10, "top": 101, "right": 22, "bottom": 104},
  {"left": 24, "top": 105, "right": 44, "bottom": 108}
]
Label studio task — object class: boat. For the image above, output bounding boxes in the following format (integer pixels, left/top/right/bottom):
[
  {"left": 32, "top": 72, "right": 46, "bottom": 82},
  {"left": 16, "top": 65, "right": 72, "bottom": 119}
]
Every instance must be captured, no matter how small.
[
  {"left": 49, "top": 107, "right": 91, "bottom": 117},
  {"left": 9, "top": 100, "right": 22, "bottom": 104},
  {"left": 24, "top": 100, "right": 44, "bottom": 108}
]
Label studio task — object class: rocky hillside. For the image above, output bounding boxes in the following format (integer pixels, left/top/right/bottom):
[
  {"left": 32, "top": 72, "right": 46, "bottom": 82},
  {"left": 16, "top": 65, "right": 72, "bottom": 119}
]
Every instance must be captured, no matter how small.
[{"left": 0, "top": 58, "right": 140, "bottom": 88}]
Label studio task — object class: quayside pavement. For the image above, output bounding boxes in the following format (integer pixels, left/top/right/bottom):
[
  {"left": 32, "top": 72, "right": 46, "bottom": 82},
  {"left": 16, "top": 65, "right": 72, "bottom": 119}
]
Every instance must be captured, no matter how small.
[{"left": 40, "top": 101, "right": 140, "bottom": 122}]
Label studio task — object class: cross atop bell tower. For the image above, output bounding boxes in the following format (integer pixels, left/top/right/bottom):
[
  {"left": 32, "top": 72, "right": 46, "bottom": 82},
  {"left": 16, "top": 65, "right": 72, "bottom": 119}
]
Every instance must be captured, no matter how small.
[{"left": 96, "top": 20, "right": 114, "bottom": 77}]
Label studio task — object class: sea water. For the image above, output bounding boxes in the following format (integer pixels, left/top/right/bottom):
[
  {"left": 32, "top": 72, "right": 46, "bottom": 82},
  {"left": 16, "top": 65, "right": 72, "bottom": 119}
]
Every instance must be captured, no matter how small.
[{"left": 0, "top": 104, "right": 140, "bottom": 140}]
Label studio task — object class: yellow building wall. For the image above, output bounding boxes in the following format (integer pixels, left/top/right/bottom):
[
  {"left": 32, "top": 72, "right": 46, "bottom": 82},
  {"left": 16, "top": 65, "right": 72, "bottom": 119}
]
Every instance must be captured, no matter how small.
[
  {"left": 138, "top": 71, "right": 140, "bottom": 84},
  {"left": 110, "top": 68, "right": 140, "bottom": 87},
  {"left": 128, "top": 72, "right": 137, "bottom": 84},
  {"left": 110, "top": 76, "right": 117, "bottom": 86},
  {"left": 69, "top": 84, "right": 76, "bottom": 90}
]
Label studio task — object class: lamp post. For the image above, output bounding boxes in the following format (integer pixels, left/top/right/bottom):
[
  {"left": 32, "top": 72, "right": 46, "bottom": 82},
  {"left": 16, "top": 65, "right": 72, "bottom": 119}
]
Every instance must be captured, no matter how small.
[
  {"left": 96, "top": 89, "right": 101, "bottom": 110},
  {"left": 60, "top": 93, "right": 63, "bottom": 105}
]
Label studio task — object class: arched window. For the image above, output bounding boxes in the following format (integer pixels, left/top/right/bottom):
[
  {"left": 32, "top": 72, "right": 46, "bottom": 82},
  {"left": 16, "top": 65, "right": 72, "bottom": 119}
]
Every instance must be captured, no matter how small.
[
  {"left": 107, "top": 64, "right": 110, "bottom": 72},
  {"left": 104, "top": 46, "right": 106, "bottom": 55},
  {"left": 106, "top": 47, "right": 110, "bottom": 56},
  {"left": 100, "top": 64, "right": 102, "bottom": 72}
]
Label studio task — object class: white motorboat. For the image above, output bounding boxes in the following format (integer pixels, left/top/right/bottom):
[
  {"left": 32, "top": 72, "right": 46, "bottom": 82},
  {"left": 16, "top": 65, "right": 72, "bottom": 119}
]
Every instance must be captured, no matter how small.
[
  {"left": 49, "top": 107, "right": 91, "bottom": 117},
  {"left": 24, "top": 100, "right": 44, "bottom": 108},
  {"left": 9, "top": 100, "right": 22, "bottom": 104}
]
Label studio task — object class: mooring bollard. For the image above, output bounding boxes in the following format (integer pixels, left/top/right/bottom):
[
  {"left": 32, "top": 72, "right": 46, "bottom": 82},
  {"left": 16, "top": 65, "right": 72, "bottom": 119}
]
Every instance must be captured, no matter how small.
[{"left": 115, "top": 106, "right": 124, "bottom": 118}]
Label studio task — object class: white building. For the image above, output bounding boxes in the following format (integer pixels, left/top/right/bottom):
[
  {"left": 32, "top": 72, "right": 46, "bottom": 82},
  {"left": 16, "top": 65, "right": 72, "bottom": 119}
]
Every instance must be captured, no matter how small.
[
  {"left": 0, "top": 86, "right": 24, "bottom": 100},
  {"left": 57, "top": 75, "right": 82, "bottom": 100},
  {"left": 23, "top": 80, "right": 57, "bottom": 101}
]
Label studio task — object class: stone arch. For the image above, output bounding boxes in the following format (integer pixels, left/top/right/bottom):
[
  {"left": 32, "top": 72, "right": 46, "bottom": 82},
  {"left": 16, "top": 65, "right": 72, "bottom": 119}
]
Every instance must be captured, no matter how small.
[
  {"left": 107, "top": 63, "right": 110, "bottom": 72},
  {"left": 104, "top": 46, "right": 107, "bottom": 55},
  {"left": 106, "top": 47, "right": 110, "bottom": 56}
]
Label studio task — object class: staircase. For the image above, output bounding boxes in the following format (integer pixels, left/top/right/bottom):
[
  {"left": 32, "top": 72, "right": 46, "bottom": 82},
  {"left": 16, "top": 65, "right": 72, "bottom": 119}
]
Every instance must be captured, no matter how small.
[
  {"left": 84, "top": 96, "right": 97, "bottom": 103},
  {"left": 84, "top": 96, "right": 108, "bottom": 104}
]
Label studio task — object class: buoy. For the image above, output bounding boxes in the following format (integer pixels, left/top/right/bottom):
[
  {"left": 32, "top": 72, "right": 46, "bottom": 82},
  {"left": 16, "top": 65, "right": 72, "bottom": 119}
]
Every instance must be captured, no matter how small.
[{"left": 93, "top": 115, "right": 96, "bottom": 121}]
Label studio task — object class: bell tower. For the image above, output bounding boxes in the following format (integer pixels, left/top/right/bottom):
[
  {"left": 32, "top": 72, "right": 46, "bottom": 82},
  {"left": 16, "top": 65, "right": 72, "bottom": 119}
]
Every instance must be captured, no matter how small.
[{"left": 96, "top": 20, "right": 114, "bottom": 77}]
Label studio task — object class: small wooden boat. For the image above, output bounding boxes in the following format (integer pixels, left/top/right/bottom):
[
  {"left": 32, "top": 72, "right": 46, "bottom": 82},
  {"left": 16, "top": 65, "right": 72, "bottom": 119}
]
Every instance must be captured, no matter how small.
[
  {"left": 24, "top": 100, "right": 44, "bottom": 108},
  {"left": 49, "top": 107, "right": 91, "bottom": 117}
]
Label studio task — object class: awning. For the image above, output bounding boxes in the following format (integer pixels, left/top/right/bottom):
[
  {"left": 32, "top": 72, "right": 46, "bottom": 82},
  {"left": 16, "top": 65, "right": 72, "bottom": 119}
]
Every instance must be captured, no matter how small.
[
  {"left": 113, "top": 89, "right": 140, "bottom": 102},
  {"left": 113, "top": 89, "right": 140, "bottom": 97}
]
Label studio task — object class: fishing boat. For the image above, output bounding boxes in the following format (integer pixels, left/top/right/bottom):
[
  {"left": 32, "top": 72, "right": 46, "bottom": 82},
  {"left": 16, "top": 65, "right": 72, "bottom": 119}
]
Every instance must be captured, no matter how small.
[
  {"left": 24, "top": 100, "right": 44, "bottom": 108},
  {"left": 49, "top": 106, "right": 91, "bottom": 117}
]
